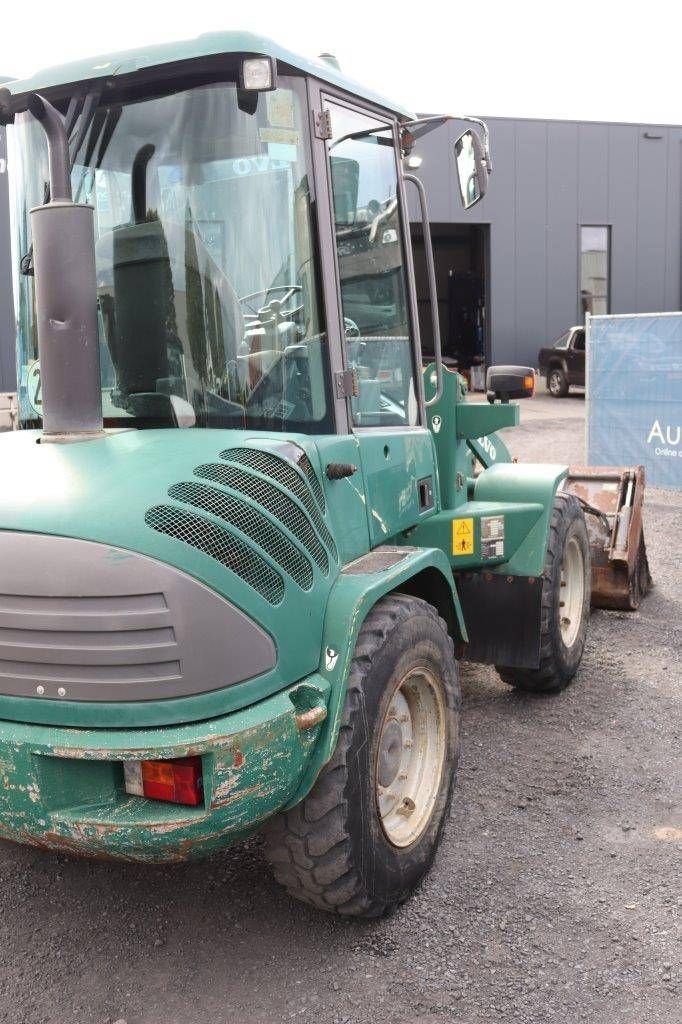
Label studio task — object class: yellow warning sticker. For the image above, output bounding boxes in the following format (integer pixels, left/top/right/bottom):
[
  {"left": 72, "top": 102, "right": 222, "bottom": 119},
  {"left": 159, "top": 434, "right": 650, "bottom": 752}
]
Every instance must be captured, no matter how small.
[{"left": 452, "top": 517, "right": 475, "bottom": 556}]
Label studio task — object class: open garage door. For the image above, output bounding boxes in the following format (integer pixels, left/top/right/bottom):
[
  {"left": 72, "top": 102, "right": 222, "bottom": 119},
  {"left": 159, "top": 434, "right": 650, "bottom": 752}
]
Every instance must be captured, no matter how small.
[{"left": 411, "top": 223, "right": 488, "bottom": 389}]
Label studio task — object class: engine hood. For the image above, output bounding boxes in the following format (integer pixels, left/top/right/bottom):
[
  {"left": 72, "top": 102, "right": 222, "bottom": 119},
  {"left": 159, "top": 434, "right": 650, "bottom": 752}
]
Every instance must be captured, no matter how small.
[{"left": 0, "top": 428, "right": 339, "bottom": 723}]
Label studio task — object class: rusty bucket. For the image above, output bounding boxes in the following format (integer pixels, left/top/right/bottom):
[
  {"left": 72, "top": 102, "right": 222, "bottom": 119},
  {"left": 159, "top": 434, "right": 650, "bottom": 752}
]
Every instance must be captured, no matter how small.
[{"left": 564, "top": 465, "right": 652, "bottom": 611}]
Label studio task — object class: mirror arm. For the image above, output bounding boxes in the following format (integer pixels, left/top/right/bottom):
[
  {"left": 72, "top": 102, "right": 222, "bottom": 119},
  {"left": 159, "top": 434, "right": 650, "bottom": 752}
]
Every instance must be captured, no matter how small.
[
  {"left": 404, "top": 173, "right": 443, "bottom": 406},
  {"left": 402, "top": 114, "right": 492, "bottom": 173}
]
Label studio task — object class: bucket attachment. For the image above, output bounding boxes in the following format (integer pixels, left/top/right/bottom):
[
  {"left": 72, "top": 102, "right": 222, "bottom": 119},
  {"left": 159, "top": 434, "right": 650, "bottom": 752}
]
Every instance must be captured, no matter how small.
[{"left": 564, "top": 465, "right": 652, "bottom": 611}]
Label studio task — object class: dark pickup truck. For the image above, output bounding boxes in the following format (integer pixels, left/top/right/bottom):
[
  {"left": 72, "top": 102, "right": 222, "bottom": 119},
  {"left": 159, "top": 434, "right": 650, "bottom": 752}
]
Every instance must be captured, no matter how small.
[{"left": 538, "top": 326, "right": 585, "bottom": 396}]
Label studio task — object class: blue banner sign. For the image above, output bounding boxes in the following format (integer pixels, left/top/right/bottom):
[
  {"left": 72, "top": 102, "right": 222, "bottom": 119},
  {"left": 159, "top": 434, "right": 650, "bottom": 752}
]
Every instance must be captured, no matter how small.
[{"left": 587, "top": 313, "right": 682, "bottom": 489}]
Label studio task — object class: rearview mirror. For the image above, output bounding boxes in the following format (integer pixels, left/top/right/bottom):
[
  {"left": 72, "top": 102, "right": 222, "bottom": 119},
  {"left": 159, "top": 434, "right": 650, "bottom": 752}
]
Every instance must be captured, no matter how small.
[
  {"left": 454, "top": 129, "right": 489, "bottom": 209},
  {"left": 486, "top": 365, "right": 535, "bottom": 404}
]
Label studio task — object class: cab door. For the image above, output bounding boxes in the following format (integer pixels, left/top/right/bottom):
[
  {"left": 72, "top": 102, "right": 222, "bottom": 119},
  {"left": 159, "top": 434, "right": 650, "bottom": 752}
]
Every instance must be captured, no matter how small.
[
  {"left": 320, "top": 97, "right": 437, "bottom": 546},
  {"left": 569, "top": 328, "right": 586, "bottom": 384}
]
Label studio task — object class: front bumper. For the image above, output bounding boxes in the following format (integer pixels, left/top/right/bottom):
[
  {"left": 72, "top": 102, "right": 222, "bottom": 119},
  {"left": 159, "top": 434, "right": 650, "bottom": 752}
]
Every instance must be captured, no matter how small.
[{"left": 0, "top": 677, "right": 328, "bottom": 862}]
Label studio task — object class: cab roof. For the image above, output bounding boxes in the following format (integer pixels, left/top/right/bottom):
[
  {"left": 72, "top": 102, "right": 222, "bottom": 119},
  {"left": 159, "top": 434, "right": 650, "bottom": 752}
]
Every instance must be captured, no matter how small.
[{"left": 5, "top": 30, "right": 413, "bottom": 118}]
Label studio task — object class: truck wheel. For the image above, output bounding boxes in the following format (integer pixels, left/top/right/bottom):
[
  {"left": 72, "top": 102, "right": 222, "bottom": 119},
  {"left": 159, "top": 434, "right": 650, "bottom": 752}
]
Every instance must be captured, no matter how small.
[
  {"left": 547, "top": 367, "right": 569, "bottom": 397},
  {"left": 264, "top": 595, "right": 460, "bottom": 917},
  {"left": 496, "top": 492, "right": 590, "bottom": 693}
]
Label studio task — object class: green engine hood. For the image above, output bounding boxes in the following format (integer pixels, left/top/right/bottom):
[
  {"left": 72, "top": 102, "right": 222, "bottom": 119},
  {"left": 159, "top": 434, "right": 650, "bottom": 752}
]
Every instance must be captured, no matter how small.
[{"left": 0, "top": 428, "right": 340, "bottom": 725}]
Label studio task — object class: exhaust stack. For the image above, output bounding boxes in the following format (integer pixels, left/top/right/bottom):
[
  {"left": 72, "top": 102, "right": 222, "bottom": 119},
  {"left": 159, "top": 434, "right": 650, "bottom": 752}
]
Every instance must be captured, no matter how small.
[{"left": 25, "top": 93, "right": 103, "bottom": 439}]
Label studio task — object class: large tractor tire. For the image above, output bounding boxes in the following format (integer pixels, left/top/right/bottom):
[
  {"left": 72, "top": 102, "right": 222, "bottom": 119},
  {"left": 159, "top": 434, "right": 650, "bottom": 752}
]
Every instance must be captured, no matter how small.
[
  {"left": 264, "top": 595, "right": 460, "bottom": 917},
  {"left": 496, "top": 492, "right": 590, "bottom": 694}
]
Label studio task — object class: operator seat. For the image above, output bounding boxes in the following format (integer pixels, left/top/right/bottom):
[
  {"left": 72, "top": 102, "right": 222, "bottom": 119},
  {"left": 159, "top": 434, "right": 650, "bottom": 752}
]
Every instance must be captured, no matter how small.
[{"left": 95, "top": 216, "right": 245, "bottom": 411}]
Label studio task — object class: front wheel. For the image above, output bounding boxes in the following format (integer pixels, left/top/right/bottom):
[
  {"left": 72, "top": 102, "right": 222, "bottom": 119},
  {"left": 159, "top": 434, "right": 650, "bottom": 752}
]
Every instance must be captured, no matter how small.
[
  {"left": 264, "top": 595, "right": 460, "bottom": 917},
  {"left": 547, "top": 367, "right": 569, "bottom": 397},
  {"left": 497, "top": 492, "right": 590, "bottom": 693}
]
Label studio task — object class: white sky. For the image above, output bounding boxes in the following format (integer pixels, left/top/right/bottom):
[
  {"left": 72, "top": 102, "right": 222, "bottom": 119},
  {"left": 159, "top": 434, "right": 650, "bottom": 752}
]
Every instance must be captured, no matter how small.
[{"left": 1, "top": 0, "right": 680, "bottom": 125}]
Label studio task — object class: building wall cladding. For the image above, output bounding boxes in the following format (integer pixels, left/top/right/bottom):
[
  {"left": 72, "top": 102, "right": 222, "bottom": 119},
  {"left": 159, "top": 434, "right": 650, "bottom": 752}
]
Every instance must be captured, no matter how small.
[
  {"left": 412, "top": 117, "right": 682, "bottom": 368},
  {"left": 0, "top": 123, "right": 14, "bottom": 392},
  {"left": 0, "top": 114, "right": 680, "bottom": 389}
]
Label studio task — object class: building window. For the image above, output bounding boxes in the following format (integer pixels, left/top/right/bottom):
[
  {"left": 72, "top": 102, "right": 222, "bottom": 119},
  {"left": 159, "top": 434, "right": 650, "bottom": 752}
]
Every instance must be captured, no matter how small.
[{"left": 580, "top": 226, "right": 610, "bottom": 316}]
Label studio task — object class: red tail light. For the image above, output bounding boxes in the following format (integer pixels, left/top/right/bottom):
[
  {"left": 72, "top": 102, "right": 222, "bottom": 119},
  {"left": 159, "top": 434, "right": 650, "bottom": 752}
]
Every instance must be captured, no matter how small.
[{"left": 123, "top": 756, "right": 203, "bottom": 806}]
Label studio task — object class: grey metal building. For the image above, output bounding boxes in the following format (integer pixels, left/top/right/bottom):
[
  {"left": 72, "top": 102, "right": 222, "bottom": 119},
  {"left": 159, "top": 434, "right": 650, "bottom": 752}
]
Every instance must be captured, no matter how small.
[
  {"left": 0, "top": 113, "right": 680, "bottom": 390},
  {"left": 0, "top": 120, "right": 14, "bottom": 392},
  {"left": 410, "top": 116, "right": 682, "bottom": 372}
]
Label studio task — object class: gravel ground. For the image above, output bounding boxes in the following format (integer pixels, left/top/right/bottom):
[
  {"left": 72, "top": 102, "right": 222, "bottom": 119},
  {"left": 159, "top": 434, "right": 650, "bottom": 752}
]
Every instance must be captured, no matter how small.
[{"left": 1, "top": 394, "right": 679, "bottom": 1024}]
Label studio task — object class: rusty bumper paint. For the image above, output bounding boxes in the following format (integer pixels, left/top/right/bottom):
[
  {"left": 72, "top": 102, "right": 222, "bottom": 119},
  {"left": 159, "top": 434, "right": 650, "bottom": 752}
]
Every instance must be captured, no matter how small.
[{"left": 0, "top": 677, "right": 329, "bottom": 862}]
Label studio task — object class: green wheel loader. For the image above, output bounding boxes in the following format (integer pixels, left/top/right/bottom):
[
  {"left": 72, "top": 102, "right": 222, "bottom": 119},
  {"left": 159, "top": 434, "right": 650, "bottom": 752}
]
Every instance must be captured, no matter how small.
[{"left": 0, "top": 33, "right": 637, "bottom": 916}]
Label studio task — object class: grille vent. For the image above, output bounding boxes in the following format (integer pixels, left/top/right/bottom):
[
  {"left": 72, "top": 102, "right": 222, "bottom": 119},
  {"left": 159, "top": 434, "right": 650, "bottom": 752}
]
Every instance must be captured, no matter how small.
[
  {"left": 299, "top": 453, "right": 326, "bottom": 512},
  {"left": 168, "top": 480, "right": 314, "bottom": 591},
  {"left": 0, "top": 592, "right": 180, "bottom": 691},
  {"left": 195, "top": 462, "right": 331, "bottom": 574},
  {"left": 221, "top": 447, "right": 326, "bottom": 514},
  {"left": 145, "top": 505, "right": 285, "bottom": 605},
  {"left": 220, "top": 448, "right": 335, "bottom": 556}
]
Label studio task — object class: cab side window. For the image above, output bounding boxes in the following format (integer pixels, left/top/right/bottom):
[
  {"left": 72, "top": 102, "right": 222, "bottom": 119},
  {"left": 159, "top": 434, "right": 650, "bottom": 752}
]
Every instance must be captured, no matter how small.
[{"left": 326, "top": 103, "right": 418, "bottom": 427}]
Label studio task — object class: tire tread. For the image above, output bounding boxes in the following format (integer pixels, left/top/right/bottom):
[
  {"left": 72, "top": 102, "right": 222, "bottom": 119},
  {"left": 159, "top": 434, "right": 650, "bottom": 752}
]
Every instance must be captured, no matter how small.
[
  {"left": 497, "top": 492, "right": 589, "bottom": 693},
  {"left": 263, "top": 595, "right": 452, "bottom": 916}
]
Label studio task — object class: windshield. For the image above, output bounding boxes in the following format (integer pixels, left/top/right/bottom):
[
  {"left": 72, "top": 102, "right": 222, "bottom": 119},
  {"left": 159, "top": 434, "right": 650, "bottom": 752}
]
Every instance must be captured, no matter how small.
[
  {"left": 551, "top": 330, "right": 572, "bottom": 350},
  {"left": 9, "top": 73, "right": 331, "bottom": 431}
]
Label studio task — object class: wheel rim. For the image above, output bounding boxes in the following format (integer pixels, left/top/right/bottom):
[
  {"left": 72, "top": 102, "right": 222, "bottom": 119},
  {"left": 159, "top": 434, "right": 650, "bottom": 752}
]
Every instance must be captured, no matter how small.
[
  {"left": 549, "top": 371, "right": 562, "bottom": 394},
  {"left": 560, "top": 536, "right": 584, "bottom": 647},
  {"left": 375, "top": 667, "right": 446, "bottom": 848}
]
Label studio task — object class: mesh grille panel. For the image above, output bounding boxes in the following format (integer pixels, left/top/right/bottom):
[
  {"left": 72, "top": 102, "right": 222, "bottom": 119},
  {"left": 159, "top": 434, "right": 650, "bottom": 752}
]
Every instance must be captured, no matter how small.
[
  {"left": 219, "top": 448, "right": 336, "bottom": 557},
  {"left": 195, "top": 462, "right": 330, "bottom": 575},
  {"left": 220, "top": 446, "right": 328, "bottom": 525},
  {"left": 145, "top": 506, "right": 284, "bottom": 605},
  {"left": 298, "top": 452, "right": 326, "bottom": 513},
  {"left": 168, "top": 481, "right": 314, "bottom": 591}
]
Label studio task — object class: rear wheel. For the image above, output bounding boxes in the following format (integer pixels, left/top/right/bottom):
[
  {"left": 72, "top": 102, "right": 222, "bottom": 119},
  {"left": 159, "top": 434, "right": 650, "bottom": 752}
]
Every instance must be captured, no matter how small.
[
  {"left": 496, "top": 492, "right": 590, "bottom": 693},
  {"left": 264, "top": 595, "right": 460, "bottom": 917},
  {"left": 547, "top": 367, "right": 569, "bottom": 397}
]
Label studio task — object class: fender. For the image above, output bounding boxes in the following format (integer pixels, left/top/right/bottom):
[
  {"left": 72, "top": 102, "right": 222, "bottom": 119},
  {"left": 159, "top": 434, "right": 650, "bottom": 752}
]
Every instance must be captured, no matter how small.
[
  {"left": 473, "top": 462, "right": 567, "bottom": 577},
  {"left": 547, "top": 354, "right": 568, "bottom": 374},
  {"left": 454, "top": 462, "right": 569, "bottom": 671},
  {"left": 285, "top": 546, "right": 465, "bottom": 807}
]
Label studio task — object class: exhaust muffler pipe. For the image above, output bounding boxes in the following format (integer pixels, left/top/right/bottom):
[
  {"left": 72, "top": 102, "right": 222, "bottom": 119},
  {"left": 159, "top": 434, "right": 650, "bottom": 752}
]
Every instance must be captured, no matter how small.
[{"left": 27, "top": 93, "right": 103, "bottom": 440}]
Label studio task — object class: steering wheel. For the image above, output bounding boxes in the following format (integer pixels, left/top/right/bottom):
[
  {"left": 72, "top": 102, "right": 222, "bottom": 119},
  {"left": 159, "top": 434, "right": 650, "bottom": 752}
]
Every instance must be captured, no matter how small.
[
  {"left": 344, "top": 316, "right": 360, "bottom": 339},
  {"left": 239, "top": 284, "right": 304, "bottom": 328}
]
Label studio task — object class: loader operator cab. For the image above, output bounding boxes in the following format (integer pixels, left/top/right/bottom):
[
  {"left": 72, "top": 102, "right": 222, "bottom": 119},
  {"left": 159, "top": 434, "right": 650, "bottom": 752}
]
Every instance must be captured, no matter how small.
[
  {"left": 7, "top": 52, "right": 489, "bottom": 437},
  {"left": 12, "top": 68, "right": 332, "bottom": 432}
]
